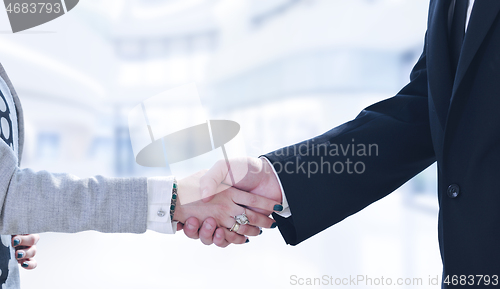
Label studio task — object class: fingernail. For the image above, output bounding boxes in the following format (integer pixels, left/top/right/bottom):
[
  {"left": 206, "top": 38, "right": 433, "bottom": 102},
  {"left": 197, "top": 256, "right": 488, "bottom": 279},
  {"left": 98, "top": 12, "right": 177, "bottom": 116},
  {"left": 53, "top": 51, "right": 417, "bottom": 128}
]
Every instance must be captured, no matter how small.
[
  {"left": 186, "top": 223, "right": 195, "bottom": 230},
  {"left": 202, "top": 189, "right": 208, "bottom": 197},
  {"left": 13, "top": 239, "right": 20, "bottom": 246},
  {"left": 215, "top": 232, "right": 222, "bottom": 239},
  {"left": 259, "top": 229, "right": 263, "bottom": 235},
  {"left": 16, "top": 252, "right": 24, "bottom": 259},
  {"left": 21, "top": 262, "right": 28, "bottom": 268},
  {"left": 245, "top": 239, "right": 250, "bottom": 243},
  {"left": 204, "top": 222, "right": 213, "bottom": 230},
  {"left": 271, "top": 222, "right": 278, "bottom": 229},
  {"left": 273, "top": 204, "right": 283, "bottom": 211}
]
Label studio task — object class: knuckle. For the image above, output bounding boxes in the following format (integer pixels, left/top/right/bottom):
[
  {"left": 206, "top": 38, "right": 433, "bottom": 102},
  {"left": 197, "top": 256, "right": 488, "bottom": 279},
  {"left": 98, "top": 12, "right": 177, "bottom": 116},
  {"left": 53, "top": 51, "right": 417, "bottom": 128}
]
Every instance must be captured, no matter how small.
[
  {"left": 201, "top": 223, "right": 215, "bottom": 236},
  {"left": 25, "top": 235, "right": 35, "bottom": 245},
  {"left": 207, "top": 216, "right": 218, "bottom": 225},
  {"left": 186, "top": 217, "right": 200, "bottom": 228}
]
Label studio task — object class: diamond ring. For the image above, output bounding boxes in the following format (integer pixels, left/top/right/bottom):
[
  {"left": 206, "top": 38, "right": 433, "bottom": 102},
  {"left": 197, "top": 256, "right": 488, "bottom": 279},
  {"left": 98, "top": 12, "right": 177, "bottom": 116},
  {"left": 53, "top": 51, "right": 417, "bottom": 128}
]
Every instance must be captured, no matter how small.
[{"left": 234, "top": 212, "right": 249, "bottom": 225}]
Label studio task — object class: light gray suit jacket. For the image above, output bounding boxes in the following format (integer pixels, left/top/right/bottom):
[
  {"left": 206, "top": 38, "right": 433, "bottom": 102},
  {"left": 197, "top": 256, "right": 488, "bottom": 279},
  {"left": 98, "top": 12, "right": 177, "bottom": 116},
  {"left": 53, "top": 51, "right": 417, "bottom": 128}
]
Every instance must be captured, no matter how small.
[{"left": 0, "top": 63, "right": 148, "bottom": 234}]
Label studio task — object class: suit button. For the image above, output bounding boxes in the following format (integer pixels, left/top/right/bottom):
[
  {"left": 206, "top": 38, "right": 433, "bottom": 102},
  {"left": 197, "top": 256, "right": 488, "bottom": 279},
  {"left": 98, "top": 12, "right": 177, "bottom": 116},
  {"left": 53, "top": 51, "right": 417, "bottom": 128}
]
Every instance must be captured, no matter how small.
[{"left": 447, "top": 184, "right": 460, "bottom": 198}]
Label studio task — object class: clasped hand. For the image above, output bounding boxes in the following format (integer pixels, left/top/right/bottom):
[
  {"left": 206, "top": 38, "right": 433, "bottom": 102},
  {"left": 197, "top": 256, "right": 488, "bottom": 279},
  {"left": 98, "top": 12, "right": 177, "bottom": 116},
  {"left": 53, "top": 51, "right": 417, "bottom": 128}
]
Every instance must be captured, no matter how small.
[{"left": 174, "top": 157, "right": 282, "bottom": 247}]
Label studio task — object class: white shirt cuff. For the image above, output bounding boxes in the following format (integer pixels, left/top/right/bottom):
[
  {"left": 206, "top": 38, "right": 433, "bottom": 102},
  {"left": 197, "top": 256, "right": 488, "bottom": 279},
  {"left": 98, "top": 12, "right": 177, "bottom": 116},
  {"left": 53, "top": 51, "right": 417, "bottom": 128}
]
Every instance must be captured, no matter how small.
[
  {"left": 147, "top": 176, "right": 178, "bottom": 234},
  {"left": 260, "top": 157, "right": 292, "bottom": 218}
]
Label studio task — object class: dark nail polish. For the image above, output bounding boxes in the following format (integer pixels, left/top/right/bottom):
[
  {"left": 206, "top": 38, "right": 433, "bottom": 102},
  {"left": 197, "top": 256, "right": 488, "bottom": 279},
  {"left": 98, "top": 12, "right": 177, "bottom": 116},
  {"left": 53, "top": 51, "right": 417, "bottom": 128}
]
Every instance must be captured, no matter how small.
[
  {"left": 245, "top": 239, "right": 250, "bottom": 243},
  {"left": 21, "top": 262, "right": 28, "bottom": 268},
  {"left": 17, "top": 252, "right": 23, "bottom": 259},
  {"left": 259, "top": 229, "right": 263, "bottom": 235},
  {"left": 273, "top": 204, "right": 283, "bottom": 211},
  {"left": 13, "top": 239, "right": 20, "bottom": 246},
  {"left": 271, "top": 222, "right": 278, "bottom": 229}
]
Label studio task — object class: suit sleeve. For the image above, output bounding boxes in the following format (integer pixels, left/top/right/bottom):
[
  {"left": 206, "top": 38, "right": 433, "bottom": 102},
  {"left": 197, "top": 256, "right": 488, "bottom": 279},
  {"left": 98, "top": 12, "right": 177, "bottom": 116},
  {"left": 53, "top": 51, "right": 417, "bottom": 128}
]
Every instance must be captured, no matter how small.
[
  {"left": 0, "top": 140, "right": 148, "bottom": 234},
  {"left": 264, "top": 33, "right": 436, "bottom": 245}
]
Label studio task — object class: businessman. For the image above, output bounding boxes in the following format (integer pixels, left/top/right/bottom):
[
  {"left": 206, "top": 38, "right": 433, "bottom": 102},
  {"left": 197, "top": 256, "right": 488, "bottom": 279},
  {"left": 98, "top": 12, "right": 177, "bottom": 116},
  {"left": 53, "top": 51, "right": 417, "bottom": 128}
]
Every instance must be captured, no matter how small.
[{"left": 185, "top": 0, "right": 500, "bottom": 287}]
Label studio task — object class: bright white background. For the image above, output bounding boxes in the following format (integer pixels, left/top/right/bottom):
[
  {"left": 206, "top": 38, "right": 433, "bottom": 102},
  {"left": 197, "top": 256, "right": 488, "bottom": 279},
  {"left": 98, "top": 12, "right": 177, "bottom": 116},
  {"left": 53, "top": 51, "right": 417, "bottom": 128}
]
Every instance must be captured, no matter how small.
[{"left": 0, "top": 0, "right": 442, "bottom": 288}]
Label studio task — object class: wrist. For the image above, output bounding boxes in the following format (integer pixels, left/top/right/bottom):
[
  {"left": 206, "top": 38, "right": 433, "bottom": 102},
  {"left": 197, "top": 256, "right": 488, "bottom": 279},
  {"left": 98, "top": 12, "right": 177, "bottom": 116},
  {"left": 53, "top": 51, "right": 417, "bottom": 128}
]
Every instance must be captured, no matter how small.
[
  {"left": 173, "top": 173, "right": 203, "bottom": 223},
  {"left": 173, "top": 202, "right": 186, "bottom": 223},
  {"left": 260, "top": 157, "right": 283, "bottom": 203},
  {"left": 172, "top": 181, "right": 187, "bottom": 223}
]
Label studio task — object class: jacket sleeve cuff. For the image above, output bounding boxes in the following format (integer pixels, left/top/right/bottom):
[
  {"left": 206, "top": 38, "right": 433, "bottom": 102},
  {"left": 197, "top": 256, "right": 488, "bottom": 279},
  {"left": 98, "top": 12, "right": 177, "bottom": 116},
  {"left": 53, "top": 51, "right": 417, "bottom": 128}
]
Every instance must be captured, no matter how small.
[{"left": 260, "top": 157, "right": 292, "bottom": 218}]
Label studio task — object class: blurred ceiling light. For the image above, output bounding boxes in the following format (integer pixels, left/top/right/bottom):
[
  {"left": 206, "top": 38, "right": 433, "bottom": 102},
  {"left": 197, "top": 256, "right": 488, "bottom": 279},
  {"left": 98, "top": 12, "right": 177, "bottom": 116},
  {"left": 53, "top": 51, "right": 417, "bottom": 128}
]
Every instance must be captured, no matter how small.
[
  {"left": 0, "top": 38, "right": 106, "bottom": 97},
  {"left": 132, "top": 0, "right": 206, "bottom": 19},
  {"left": 82, "top": 0, "right": 125, "bottom": 21}
]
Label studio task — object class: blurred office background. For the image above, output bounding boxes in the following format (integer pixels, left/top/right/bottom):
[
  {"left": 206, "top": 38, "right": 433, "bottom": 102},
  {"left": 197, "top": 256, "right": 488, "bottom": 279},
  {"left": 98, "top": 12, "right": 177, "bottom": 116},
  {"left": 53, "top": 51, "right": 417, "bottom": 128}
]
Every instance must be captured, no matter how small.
[{"left": 0, "top": 0, "right": 441, "bottom": 288}]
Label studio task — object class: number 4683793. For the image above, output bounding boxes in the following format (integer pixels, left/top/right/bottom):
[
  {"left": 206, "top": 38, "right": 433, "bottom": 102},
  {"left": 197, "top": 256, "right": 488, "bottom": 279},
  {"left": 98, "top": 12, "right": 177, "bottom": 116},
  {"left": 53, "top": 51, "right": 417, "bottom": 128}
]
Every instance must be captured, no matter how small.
[
  {"left": 6, "top": 3, "right": 61, "bottom": 14},
  {"left": 443, "top": 275, "right": 498, "bottom": 286}
]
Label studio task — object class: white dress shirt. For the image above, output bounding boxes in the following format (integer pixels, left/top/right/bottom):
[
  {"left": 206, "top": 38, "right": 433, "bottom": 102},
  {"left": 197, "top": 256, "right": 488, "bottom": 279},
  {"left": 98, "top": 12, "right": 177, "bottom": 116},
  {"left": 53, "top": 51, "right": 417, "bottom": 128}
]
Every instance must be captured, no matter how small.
[
  {"left": 147, "top": 176, "right": 178, "bottom": 233},
  {"left": 466, "top": 0, "right": 475, "bottom": 30}
]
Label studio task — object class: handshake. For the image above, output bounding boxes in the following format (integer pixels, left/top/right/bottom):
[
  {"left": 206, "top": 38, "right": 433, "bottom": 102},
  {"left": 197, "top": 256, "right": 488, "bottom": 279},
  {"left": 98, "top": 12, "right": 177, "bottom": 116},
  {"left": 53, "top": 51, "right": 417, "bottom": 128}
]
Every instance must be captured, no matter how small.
[{"left": 172, "top": 156, "right": 283, "bottom": 247}]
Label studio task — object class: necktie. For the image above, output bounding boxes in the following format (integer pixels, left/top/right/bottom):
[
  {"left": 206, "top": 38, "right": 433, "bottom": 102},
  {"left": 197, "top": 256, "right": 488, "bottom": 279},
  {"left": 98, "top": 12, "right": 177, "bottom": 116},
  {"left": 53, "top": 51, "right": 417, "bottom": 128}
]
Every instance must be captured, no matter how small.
[{"left": 449, "top": 0, "right": 469, "bottom": 76}]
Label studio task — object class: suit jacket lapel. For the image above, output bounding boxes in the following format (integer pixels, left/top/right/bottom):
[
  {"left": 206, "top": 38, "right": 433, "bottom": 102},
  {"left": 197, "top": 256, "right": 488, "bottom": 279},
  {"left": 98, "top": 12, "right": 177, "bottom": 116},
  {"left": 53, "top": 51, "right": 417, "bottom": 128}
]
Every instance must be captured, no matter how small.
[
  {"left": 428, "top": 0, "right": 454, "bottom": 130},
  {"left": 451, "top": 0, "right": 500, "bottom": 97}
]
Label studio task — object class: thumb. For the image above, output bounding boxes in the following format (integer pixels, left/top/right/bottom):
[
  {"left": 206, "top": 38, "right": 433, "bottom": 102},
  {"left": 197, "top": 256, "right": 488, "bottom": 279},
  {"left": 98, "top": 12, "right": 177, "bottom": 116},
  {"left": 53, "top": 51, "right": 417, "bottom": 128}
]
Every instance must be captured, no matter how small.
[{"left": 200, "top": 159, "right": 230, "bottom": 202}]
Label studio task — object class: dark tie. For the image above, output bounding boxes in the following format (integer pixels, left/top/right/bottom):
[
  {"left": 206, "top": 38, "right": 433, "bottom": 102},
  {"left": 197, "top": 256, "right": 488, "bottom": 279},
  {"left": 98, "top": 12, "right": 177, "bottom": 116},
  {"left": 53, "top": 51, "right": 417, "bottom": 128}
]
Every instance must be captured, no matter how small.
[{"left": 449, "top": 0, "right": 469, "bottom": 76}]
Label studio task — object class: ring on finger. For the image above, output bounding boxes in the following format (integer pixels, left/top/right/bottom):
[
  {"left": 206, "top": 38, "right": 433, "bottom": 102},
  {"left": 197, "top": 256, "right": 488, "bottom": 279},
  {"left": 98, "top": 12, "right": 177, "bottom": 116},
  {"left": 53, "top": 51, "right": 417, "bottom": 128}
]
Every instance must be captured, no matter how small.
[
  {"left": 234, "top": 211, "right": 249, "bottom": 225},
  {"left": 229, "top": 222, "right": 240, "bottom": 233}
]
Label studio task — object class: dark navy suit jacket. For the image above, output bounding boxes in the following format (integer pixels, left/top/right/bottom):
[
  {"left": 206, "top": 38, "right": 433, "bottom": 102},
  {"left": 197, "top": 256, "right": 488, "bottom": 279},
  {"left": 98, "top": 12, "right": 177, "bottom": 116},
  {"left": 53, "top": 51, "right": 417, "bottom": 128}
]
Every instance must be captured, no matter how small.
[{"left": 265, "top": 1, "right": 500, "bottom": 286}]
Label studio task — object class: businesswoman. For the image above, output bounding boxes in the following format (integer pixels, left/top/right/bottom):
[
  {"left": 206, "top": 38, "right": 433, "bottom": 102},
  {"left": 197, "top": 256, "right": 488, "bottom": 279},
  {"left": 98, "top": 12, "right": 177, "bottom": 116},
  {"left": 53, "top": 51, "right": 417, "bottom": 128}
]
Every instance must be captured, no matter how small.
[{"left": 0, "top": 63, "right": 280, "bottom": 289}]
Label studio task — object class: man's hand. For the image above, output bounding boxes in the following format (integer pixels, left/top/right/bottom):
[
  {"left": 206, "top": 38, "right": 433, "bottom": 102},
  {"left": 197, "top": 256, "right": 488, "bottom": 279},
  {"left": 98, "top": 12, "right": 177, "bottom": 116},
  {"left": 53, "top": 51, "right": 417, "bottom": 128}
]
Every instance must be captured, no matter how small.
[
  {"left": 200, "top": 157, "right": 283, "bottom": 212},
  {"left": 12, "top": 234, "right": 39, "bottom": 269},
  {"left": 174, "top": 170, "right": 281, "bottom": 245},
  {"left": 181, "top": 157, "right": 284, "bottom": 247}
]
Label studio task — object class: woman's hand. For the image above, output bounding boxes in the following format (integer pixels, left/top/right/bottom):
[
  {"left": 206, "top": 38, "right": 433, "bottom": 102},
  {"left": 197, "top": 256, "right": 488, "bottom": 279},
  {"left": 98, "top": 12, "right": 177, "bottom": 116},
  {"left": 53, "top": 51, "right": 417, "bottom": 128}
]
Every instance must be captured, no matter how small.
[
  {"left": 174, "top": 171, "right": 280, "bottom": 244},
  {"left": 11, "top": 234, "right": 39, "bottom": 269}
]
